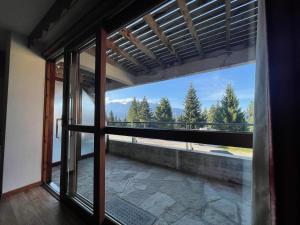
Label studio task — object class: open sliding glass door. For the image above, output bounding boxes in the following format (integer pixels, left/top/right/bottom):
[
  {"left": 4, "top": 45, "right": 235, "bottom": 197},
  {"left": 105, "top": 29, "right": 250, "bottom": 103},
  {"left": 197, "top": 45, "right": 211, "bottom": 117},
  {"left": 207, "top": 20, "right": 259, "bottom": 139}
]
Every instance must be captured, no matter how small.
[{"left": 61, "top": 30, "right": 106, "bottom": 224}]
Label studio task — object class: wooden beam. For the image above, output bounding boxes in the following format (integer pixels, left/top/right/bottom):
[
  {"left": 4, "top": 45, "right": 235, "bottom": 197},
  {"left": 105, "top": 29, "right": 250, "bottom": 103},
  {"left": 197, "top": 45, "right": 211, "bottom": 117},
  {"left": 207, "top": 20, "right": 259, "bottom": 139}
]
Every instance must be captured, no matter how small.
[
  {"left": 42, "top": 61, "right": 56, "bottom": 184},
  {"left": 133, "top": 47, "right": 255, "bottom": 86},
  {"left": 94, "top": 29, "right": 107, "bottom": 225},
  {"left": 224, "top": 0, "right": 231, "bottom": 52},
  {"left": 177, "top": 0, "right": 204, "bottom": 57},
  {"left": 106, "top": 39, "right": 147, "bottom": 71},
  {"left": 106, "top": 58, "right": 136, "bottom": 85},
  {"left": 143, "top": 14, "right": 182, "bottom": 63},
  {"left": 119, "top": 28, "right": 164, "bottom": 67}
]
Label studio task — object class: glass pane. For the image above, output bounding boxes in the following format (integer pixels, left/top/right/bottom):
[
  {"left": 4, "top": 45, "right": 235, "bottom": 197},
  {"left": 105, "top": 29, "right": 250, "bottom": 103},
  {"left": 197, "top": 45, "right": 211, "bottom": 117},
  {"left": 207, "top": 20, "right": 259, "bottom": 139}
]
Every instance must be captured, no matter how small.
[
  {"left": 51, "top": 80, "right": 63, "bottom": 190},
  {"left": 106, "top": 135, "right": 252, "bottom": 224},
  {"left": 67, "top": 131, "right": 94, "bottom": 204},
  {"left": 51, "top": 57, "right": 64, "bottom": 191},
  {"left": 104, "top": 0, "right": 257, "bottom": 223},
  {"left": 105, "top": 63, "right": 255, "bottom": 133},
  {"left": 68, "top": 44, "right": 95, "bottom": 125}
]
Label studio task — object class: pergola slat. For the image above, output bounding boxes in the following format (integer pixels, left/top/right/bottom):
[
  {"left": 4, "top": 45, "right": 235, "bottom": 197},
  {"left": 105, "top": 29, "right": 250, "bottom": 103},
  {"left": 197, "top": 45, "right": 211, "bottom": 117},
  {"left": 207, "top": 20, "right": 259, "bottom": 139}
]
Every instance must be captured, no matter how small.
[
  {"left": 119, "top": 28, "right": 163, "bottom": 67},
  {"left": 105, "top": 0, "right": 257, "bottom": 73},
  {"left": 143, "top": 14, "right": 182, "bottom": 63},
  {"left": 177, "top": 0, "right": 204, "bottom": 57},
  {"left": 224, "top": 0, "right": 231, "bottom": 51},
  {"left": 106, "top": 39, "right": 148, "bottom": 72}
]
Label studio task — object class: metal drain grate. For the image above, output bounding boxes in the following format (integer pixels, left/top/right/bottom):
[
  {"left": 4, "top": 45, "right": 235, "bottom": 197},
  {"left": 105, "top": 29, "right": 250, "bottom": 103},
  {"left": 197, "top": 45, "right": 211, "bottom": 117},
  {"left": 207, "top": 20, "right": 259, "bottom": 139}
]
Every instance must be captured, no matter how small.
[{"left": 106, "top": 197, "right": 157, "bottom": 225}]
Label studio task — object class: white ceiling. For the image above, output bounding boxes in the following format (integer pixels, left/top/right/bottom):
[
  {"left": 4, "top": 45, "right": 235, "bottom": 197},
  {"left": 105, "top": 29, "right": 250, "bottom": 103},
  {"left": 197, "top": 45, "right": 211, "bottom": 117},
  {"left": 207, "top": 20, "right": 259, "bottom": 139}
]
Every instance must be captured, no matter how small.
[{"left": 0, "top": 0, "right": 55, "bottom": 35}]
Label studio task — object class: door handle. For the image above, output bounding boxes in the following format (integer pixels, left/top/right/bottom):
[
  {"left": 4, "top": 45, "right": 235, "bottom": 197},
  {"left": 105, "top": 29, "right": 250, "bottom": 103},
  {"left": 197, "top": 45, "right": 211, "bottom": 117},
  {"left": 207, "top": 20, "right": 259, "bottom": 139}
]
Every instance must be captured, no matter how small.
[{"left": 56, "top": 118, "right": 62, "bottom": 138}]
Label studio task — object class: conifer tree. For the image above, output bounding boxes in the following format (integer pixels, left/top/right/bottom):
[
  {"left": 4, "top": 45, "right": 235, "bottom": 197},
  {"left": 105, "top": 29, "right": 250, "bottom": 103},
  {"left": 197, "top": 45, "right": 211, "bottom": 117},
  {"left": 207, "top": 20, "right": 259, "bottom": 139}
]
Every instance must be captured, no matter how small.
[
  {"left": 108, "top": 110, "right": 115, "bottom": 122},
  {"left": 202, "top": 108, "right": 208, "bottom": 124},
  {"left": 208, "top": 103, "right": 223, "bottom": 129},
  {"left": 246, "top": 100, "right": 254, "bottom": 131},
  {"left": 127, "top": 97, "right": 139, "bottom": 123},
  {"left": 214, "top": 84, "right": 247, "bottom": 131},
  {"left": 139, "top": 97, "right": 152, "bottom": 122},
  {"left": 183, "top": 84, "right": 206, "bottom": 128},
  {"left": 155, "top": 98, "right": 173, "bottom": 123},
  {"left": 246, "top": 100, "right": 254, "bottom": 124}
]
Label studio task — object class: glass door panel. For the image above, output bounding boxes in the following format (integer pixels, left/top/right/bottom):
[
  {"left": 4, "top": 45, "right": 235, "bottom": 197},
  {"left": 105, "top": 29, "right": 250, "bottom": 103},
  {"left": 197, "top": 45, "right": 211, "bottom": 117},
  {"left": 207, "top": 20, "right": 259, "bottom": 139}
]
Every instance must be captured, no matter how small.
[
  {"left": 68, "top": 48, "right": 95, "bottom": 126},
  {"left": 67, "top": 131, "right": 94, "bottom": 203},
  {"left": 47, "top": 58, "right": 64, "bottom": 193},
  {"left": 64, "top": 43, "right": 96, "bottom": 211},
  {"left": 51, "top": 80, "right": 63, "bottom": 190},
  {"left": 61, "top": 31, "right": 106, "bottom": 224}
]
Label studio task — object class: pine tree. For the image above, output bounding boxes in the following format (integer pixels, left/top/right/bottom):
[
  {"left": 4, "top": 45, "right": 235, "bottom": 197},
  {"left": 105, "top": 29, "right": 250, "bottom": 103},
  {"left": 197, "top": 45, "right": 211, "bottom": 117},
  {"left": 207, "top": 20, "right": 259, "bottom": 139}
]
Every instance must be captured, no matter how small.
[
  {"left": 176, "top": 114, "right": 185, "bottom": 129},
  {"left": 246, "top": 100, "right": 254, "bottom": 131},
  {"left": 127, "top": 97, "right": 139, "bottom": 123},
  {"left": 246, "top": 101, "right": 254, "bottom": 124},
  {"left": 183, "top": 84, "right": 206, "bottom": 128},
  {"left": 208, "top": 103, "right": 223, "bottom": 130},
  {"left": 207, "top": 105, "right": 216, "bottom": 123},
  {"left": 176, "top": 114, "right": 185, "bottom": 123},
  {"left": 108, "top": 110, "right": 115, "bottom": 122},
  {"left": 202, "top": 108, "right": 208, "bottom": 123},
  {"left": 139, "top": 97, "right": 152, "bottom": 122},
  {"left": 155, "top": 98, "right": 173, "bottom": 125},
  {"left": 216, "top": 84, "right": 247, "bottom": 131}
]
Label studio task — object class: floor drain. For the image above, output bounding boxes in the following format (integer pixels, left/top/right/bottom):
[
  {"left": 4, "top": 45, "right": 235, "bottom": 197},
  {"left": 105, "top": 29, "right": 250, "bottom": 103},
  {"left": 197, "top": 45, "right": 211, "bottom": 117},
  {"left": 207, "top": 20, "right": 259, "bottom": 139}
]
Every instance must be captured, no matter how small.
[{"left": 106, "top": 197, "right": 157, "bottom": 225}]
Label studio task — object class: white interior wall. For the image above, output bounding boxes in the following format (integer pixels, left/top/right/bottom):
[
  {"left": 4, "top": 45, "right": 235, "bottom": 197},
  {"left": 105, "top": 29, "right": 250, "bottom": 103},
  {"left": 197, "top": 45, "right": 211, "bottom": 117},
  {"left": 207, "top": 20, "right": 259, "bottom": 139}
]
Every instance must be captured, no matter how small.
[{"left": 2, "top": 33, "right": 45, "bottom": 193}]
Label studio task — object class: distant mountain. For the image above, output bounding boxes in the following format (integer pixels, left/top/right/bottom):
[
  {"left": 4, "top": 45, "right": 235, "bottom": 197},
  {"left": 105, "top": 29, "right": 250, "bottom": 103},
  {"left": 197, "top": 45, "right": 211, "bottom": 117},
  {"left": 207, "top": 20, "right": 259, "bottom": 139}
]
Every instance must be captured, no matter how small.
[{"left": 105, "top": 102, "right": 183, "bottom": 120}]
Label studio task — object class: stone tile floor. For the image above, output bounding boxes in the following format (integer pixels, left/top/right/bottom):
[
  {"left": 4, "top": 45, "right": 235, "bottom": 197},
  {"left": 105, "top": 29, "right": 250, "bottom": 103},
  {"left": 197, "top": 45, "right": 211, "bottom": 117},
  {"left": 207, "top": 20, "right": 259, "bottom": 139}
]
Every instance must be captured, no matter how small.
[{"left": 52, "top": 154, "right": 251, "bottom": 225}]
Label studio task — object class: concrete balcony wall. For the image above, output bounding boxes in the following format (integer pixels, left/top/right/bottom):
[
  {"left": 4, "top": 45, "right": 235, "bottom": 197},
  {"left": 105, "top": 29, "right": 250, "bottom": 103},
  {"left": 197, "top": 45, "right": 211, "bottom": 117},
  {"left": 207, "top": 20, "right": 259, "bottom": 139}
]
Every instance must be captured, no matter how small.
[{"left": 108, "top": 140, "right": 252, "bottom": 186}]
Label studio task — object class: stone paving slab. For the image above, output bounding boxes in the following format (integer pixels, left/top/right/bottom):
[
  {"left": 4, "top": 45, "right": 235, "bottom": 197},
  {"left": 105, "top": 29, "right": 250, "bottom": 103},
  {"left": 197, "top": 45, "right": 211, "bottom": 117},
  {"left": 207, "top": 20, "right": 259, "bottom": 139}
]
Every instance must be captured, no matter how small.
[{"left": 52, "top": 154, "right": 251, "bottom": 225}]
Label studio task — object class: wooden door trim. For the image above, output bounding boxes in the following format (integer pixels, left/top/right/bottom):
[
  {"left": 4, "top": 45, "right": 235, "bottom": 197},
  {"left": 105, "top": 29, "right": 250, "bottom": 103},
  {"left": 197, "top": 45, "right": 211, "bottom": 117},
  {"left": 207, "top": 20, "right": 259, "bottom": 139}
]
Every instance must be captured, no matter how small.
[{"left": 42, "top": 61, "right": 56, "bottom": 184}]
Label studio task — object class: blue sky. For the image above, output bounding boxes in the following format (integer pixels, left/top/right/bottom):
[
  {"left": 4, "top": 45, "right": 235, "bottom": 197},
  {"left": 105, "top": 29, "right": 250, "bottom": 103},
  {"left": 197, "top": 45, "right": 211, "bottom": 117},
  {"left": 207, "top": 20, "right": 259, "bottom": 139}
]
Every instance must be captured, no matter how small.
[{"left": 106, "top": 63, "right": 256, "bottom": 111}]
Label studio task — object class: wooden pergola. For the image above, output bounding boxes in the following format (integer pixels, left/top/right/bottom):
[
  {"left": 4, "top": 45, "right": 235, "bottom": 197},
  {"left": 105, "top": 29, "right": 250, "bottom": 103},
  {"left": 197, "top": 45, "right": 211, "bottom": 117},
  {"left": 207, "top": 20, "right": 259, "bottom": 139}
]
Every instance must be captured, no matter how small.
[
  {"left": 55, "top": 0, "right": 257, "bottom": 95},
  {"left": 106, "top": 0, "right": 257, "bottom": 75}
]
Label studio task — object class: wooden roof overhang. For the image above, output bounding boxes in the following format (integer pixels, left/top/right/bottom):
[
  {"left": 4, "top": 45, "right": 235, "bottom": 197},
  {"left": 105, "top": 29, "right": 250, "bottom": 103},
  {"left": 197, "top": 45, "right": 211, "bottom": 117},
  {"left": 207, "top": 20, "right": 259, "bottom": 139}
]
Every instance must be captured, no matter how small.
[
  {"left": 55, "top": 0, "right": 257, "bottom": 94},
  {"left": 105, "top": 0, "right": 257, "bottom": 76}
]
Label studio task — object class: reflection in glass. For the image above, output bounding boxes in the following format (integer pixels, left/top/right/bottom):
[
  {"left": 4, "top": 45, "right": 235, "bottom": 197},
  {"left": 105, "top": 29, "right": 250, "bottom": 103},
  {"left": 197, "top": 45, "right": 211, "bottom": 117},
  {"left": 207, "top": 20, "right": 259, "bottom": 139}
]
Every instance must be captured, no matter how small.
[
  {"left": 67, "top": 131, "right": 94, "bottom": 203},
  {"left": 68, "top": 45, "right": 95, "bottom": 126}
]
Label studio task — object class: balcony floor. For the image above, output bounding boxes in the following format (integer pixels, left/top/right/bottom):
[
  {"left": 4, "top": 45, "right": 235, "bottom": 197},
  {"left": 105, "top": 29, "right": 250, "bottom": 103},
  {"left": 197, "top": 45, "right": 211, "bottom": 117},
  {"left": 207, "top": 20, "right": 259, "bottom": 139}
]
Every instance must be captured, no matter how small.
[{"left": 52, "top": 154, "right": 251, "bottom": 225}]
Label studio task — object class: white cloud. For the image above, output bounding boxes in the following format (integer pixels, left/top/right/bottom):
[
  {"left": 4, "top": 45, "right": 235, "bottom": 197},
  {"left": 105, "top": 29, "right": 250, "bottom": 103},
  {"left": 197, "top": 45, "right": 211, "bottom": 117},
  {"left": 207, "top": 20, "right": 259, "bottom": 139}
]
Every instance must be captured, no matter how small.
[
  {"left": 105, "top": 96, "right": 159, "bottom": 105},
  {"left": 105, "top": 97, "right": 133, "bottom": 104}
]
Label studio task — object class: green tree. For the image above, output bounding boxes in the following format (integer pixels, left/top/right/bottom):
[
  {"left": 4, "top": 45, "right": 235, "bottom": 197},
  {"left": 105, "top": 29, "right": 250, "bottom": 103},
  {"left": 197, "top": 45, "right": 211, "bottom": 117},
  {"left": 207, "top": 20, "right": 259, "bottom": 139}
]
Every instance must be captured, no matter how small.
[
  {"left": 176, "top": 114, "right": 185, "bottom": 123},
  {"left": 108, "top": 110, "right": 115, "bottom": 122},
  {"left": 155, "top": 98, "right": 173, "bottom": 125},
  {"left": 176, "top": 114, "right": 185, "bottom": 129},
  {"left": 183, "top": 84, "right": 206, "bottom": 128},
  {"left": 202, "top": 108, "right": 208, "bottom": 124},
  {"left": 139, "top": 97, "right": 152, "bottom": 122},
  {"left": 214, "top": 84, "right": 247, "bottom": 131},
  {"left": 127, "top": 97, "right": 140, "bottom": 123},
  {"left": 246, "top": 101, "right": 254, "bottom": 124},
  {"left": 246, "top": 100, "right": 254, "bottom": 131},
  {"left": 208, "top": 103, "right": 223, "bottom": 129},
  {"left": 207, "top": 105, "right": 216, "bottom": 123}
]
